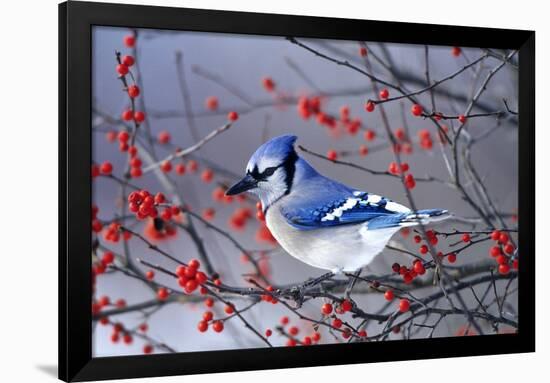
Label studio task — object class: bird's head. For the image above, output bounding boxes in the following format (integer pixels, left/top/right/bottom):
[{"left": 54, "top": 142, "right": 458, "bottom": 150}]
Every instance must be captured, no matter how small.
[{"left": 226, "top": 135, "right": 299, "bottom": 209}]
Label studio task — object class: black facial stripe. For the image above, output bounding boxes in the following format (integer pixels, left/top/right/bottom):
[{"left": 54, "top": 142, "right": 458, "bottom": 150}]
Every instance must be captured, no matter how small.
[
  {"left": 262, "top": 149, "right": 298, "bottom": 214},
  {"left": 249, "top": 165, "right": 261, "bottom": 179},
  {"left": 282, "top": 149, "right": 298, "bottom": 195}
]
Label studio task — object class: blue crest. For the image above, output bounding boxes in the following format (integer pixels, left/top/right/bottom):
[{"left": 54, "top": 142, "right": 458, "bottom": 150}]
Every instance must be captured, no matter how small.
[{"left": 249, "top": 135, "right": 297, "bottom": 167}]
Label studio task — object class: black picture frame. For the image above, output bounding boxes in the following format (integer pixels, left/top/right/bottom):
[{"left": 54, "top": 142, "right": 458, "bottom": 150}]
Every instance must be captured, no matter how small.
[{"left": 59, "top": 1, "right": 535, "bottom": 381}]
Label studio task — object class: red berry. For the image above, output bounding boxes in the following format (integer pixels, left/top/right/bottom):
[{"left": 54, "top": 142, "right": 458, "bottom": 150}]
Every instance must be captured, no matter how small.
[
  {"left": 189, "top": 259, "right": 200, "bottom": 269},
  {"left": 458, "top": 114, "right": 467, "bottom": 124},
  {"left": 499, "top": 233, "right": 510, "bottom": 244},
  {"left": 106, "top": 130, "right": 117, "bottom": 143},
  {"left": 388, "top": 161, "right": 399, "bottom": 175},
  {"left": 384, "top": 290, "right": 394, "bottom": 301},
  {"left": 224, "top": 304, "right": 234, "bottom": 314},
  {"left": 411, "top": 104, "right": 423, "bottom": 116},
  {"left": 395, "top": 128, "right": 406, "bottom": 141},
  {"left": 265, "top": 329, "right": 272, "bottom": 337},
  {"left": 123, "top": 333, "right": 133, "bottom": 344},
  {"left": 447, "top": 253, "right": 457, "bottom": 263},
  {"left": 364, "top": 129, "right": 376, "bottom": 141},
  {"left": 413, "top": 261, "right": 425, "bottom": 274},
  {"left": 188, "top": 160, "right": 198, "bottom": 172},
  {"left": 289, "top": 326, "right": 299, "bottom": 335},
  {"left": 321, "top": 303, "right": 333, "bottom": 315},
  {"left": 498, "top": 263, "right": 510, "bottom": 275},
  {"left": 175, "top": 163, "right": 186, "bottom": 175},
  {"left": 153, "top": 192, "right": 165, "bottom": 204},
  {"left": 327, "top": 150, "right": 338, "bottom": 161},
  {"left": 158, "top": 131, "right": 171, "bottom": 144},
  {"left": 123, "top": 34, "right": 136, "bottom": 47},
  {"left": 122, "top": 55, "right": 135, "bottom": 67},
  {"left": 341, "top": 299, "right": 353, "bottom": 312},
  {"left": 379, "top": 89, "right": 389, "bottom": 99},
  {"left": 496, "top": 254, "right": 508, "bottom": 265},
  {"left": 160, "top": 161, "right": 172, "bottom": 173},
  {"left": 102, "top": 251, "right": 115, "bottom": 265},
  {"left": 302, "top": 336, "right": 312, "bottom": 345},
  {"left": 359, "top": 145, "right": 368, "bottom": 156},
  {"left": 197, "top": 320, "right": 208, "bottom": 332},
  {"left": 358, "top": 330, "right": 367, "bottom": 338},
  {"left": 491, "top": 230, "right": 502, "bottom": 241},
  {"left": 100, "top": 161, "right": 113, "bottom": 175},
  {"left": 419, "top": 245, "right": 428, "bottom": 254},
  {"left": 143, "top": 344, "right": 153, "bottom": 354},
  {"left": 490, "top": 246, "right": 502, "bottom": 257},
  {"left": 205, "top": 96, "right": 219, "bottom": 111},
  {"left": 145, "top": 270, "right": 155, "bottom": 280},
  {"left": 504, "top": 243, "right": 515, "bottom": 254},
  {"left": 128, "top": 85, "right": 140, "bottom": 98},
  {"left": 451, "top": 46, "right": 462, "bottom": 57},
  {"left": 134, "top": 111, "right": 145, "bottom": 122},
  {"left": 201, "top": 169, "right": 214, "bottom": 183},
  {"left": 202, "top": 311, "right": 213, "bottom": 321},
  {"left": 130, "top": 167, "right": 142, "bottom": 178},
  {"left": 405, "top": 174, "right": 416, "bottom": 189},
  {"left": 121, "top": 109, "right": 133, "bottom": 121},
  {"left": 365, "top": 101, "right": 375, "bottom": 112},
  {"left": 332, "top": 318, "right": 343, "bottom": 328},
  {"left": 227, "top": 111, "right": 239, "bottom": 121},
  {"left": 262, "top": 77, "right": 276, "bottom": 92},
  {"left": 312, "top": 332, "right": 321, "bottom": 342},
  {"left": 280, "top": 316, "right": 289, "bottom": 325},
  {"left": 128, "top": 146, "right": 138, "bottom": 157},
  {"left": 118, "top": 131, "right": 130, "bottom": 143},
  {"left": 398, "top": 298, "right": 410, "bottom": 312},
  {"left": 157, "top": 287, "right": 169, "bottom": 300},
  {"left": 212, "top": 321, "right": 224, "bottom": 333},
  {"left": 462, "top": 233, "right": 471, "bottom": 243},
  {"left": 116, "top": 64, "right": 129, "bottom": 75},
  {"left": 99, "top": 295, "right": 110, "bottom": 306},
  {"left": 392, "top": 263, "right": 401, "bottom": 273},
  {"left": 359, "top": 47, "right": 367, "bottom": 57}
]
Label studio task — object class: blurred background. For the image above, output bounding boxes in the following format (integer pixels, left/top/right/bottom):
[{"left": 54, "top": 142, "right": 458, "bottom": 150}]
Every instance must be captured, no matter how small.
[{"left": 92, "top": 26, "right": 518, "bottom": 356}]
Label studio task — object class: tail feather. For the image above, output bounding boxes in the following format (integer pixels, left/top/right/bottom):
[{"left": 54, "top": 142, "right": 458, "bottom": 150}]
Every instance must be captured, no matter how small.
[
  {"left": 400, "top": 209, "right": 450, "bottom": 226},
  {"left": 367, "top": 209, "right": 450, "bottom": 230}
]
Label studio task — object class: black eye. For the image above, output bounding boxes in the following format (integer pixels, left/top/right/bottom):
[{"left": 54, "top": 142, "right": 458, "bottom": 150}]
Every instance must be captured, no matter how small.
[{"left": 262, "top": 166, "right": 277, "bottom": 177}]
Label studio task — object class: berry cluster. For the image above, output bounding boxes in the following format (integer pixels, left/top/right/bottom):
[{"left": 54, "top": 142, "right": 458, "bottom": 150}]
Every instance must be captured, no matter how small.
[
  {"left": 278, "top": 315, "right": 324, "bottom": 346},
  {"left": 176, "top": 259, "right": 207, "bottom": 294},
  {"left": 127, "top": 190, "right": 164, "bottom": 219},
  {"left": 391, "top": 258, "right": 427, "bottom": 284},
  {"left": 387, "top": 161, "right": 416, "bottom": 189},
  {"left": 488, "top": 230, "right": 517, "bottom": 274}
]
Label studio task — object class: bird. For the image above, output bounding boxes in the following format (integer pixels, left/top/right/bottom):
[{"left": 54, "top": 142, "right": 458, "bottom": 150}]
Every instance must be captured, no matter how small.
[{"left": 226, "top": 134, "right": 450, "bottom": 279}]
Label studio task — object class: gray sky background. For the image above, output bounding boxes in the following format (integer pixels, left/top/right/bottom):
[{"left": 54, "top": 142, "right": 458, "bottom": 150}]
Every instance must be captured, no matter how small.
[{"left": 92, "top": 26, "right": 518, "bottom": 356}]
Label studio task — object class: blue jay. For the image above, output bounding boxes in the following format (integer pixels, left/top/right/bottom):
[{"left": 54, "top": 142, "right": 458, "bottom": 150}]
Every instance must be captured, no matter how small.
[{"left": 226, "top": 135, "right": 449, "bottom": 277}]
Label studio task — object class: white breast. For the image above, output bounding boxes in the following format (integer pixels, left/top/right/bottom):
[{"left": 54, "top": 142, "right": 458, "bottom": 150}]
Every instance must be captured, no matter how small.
[{"left": 265, "top": 202, "right": 401, "bottom": 273}]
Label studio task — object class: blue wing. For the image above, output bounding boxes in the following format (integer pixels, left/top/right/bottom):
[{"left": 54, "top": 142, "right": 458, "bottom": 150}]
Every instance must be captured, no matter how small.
[{"left": 281, "top": 188, "right": 412, "bottom": 231}]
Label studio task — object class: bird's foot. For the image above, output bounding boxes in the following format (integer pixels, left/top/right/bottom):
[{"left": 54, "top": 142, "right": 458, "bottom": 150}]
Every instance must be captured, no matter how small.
[{"left": 287, "top": 285, "right": 307, "bottom": 308}]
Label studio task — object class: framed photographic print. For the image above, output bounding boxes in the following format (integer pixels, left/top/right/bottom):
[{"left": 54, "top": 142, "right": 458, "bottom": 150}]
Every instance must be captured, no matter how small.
[{"left": 59, "top": 1, "right": 535, "bottom": 381}]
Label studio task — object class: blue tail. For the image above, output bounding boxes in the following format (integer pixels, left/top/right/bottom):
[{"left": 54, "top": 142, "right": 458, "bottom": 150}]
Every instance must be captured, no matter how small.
[{"left": 368, "top": 209, "right": 449, "bottom": 230}]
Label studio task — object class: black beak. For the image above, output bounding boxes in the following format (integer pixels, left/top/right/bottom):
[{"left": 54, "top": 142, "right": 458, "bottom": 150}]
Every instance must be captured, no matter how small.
[{"left": 226, "top": 174, "right": 258, "bottom": 196}]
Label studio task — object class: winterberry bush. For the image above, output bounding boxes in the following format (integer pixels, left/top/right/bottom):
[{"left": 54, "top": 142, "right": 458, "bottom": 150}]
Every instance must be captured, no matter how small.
[{"left": 91, "top": 28, "right": 518, "bottom": 356}]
